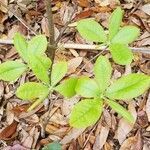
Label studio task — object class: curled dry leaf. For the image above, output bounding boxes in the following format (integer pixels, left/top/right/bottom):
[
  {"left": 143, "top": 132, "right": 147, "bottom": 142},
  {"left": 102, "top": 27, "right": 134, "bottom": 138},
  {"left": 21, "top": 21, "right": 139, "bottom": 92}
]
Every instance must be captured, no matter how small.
[
  {"left": 0, "top": 121, "right": 18, "bottom": 140},
  {"left": 115, "top": 101, "right": 137, "bottom": 144},
  {"left": 137, "top": 110, "right": 148, "bottom": 128},
  {"left": 6, "top": 102, "right": 14, "bottom": 125},
  {"left": 68, "top": 57, "right": 83, "bottom": 74},
  {"left": 60, "top": 128, "right": 85, "bottom": 144},
  {"left": 93, "top": 126, "right": 110, "bottom": 150},
  {"left": 22, "top": 126, "right": 40, "bottom": 149},
  {"left": 120, "top": 131, "right": 142, "bottom": 150},
  {"left": 50, "top": 112, "right": 68, "bottom": 125},
  {"left": 62, "top": 96, "right": 80, "bottom": 116}
]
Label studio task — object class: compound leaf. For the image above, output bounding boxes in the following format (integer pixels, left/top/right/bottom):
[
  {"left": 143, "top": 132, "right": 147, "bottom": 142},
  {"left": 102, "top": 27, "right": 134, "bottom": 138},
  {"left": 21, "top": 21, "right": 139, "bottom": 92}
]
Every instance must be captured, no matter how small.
[
  {"left": 94, "top": 56, "right": 112, "bottom": 92},
  {"left": 16, "top": 82, "right": 49, "bottom": 101},
  {"left": 29, "top": 55, "right": 51, "bottom": 84},
  {"left": 69, "top": 99, "right": 103, "bottom": 128},
  {"left": 77, "top": 19, "right": 107, "bottom": 43},
  {"left": 13, "top": 33, "right": 28, "bottom": 62},
  {"left": 106, "top": 99, "right": 134, "bottom": 123},
  {"left": 55, "top": 77, "right": 78, "bottom": 98},
  {"left": 0, "top": 60, "right": 27, "bottom": 81},
  {"left": 109, "top": 43, "right": 133, "bottom": 65},
  {"left": 75, "top": 77, "right": 100, "bottom": 98},
  {"left": 42, "top": 142, "right": 61, "bottom": 150},
  {"left": 112, "top": 26, "right": 140, "bottom": 44},
  {"left": 106, "top": 74, "right": 150, "bottom": 100},
  {"left": 109, "top": 7, "right": 123, "bottom": 40},
  {"left": 51, "top": 62, "right": 68, "bottom": 86},
  {"left": 28, "top": 35, "right": 47, "bottom": 55}
]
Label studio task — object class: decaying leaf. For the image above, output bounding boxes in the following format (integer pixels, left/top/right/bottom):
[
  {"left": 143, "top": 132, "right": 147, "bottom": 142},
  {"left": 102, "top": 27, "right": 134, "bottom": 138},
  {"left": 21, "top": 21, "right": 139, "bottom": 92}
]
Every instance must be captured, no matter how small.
[
  {"left": 115, "top": 101, "right": 137, "bottom": 144},
  {"left": 93, "top": 125, "right": 110, "bottom": 150},
  {"left": 68, "top": 57, "right": 83, "bottom": 74},
  {"left": 0, "top": 121, "right": 18, "bottom": 140},
  {"left": 60, "top": 128, "right": 85, "bottom": 144},
  {"left": 120, "top": 131, "right": 142, "bottom": 150}
]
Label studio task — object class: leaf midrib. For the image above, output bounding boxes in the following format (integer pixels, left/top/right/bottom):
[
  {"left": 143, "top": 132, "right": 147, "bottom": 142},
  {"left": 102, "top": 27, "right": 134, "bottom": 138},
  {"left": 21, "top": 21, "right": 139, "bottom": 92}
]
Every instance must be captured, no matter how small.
[
  {"left": 107, "top": 78, "right": 148, "bottom": 95},
  {"left": 0, "top": 65, "right": 26, "bottom": 75}
]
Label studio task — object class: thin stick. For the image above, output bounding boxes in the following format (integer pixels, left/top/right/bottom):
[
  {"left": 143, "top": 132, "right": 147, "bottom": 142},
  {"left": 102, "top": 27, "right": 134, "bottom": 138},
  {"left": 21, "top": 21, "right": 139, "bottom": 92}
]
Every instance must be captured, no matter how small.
[
  {"left": 45, "top": 0, "right": 56, "bottom": 61},
  {"left": 0, "top": 39, "right": 149, "bottom": 54},
  {"left": 55, "top": 5, "right": 77, "bottom": 44},
  {"left": 0, "top": 1, "right": 37, "bottom": 35}
]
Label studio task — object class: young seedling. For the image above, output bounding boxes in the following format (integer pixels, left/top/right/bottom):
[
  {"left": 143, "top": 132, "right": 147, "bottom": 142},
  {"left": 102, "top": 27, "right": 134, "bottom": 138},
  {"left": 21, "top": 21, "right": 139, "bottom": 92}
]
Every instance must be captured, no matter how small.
[
  {"left": 76, "top": 7, "right": 140, "bottom": 65},
  {"left": 69, "top": 55, "right": 150, "bottom": 128},
  {"left": 0, "top": 33, "right": 77, "bottom": 111}
]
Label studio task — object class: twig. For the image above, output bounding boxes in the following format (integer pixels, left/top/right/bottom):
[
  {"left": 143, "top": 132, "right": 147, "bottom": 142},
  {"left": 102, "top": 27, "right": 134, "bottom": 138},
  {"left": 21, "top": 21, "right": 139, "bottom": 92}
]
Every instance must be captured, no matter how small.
[
  {"left": 0, "top": 1, "right": 37, "bottom": 35},
  {"left": 58, "top": 43, "right": 150, "bottom": 54},
  {"left": 0, "top": 39, "right": 149, "bottom": 54},
  {"left": 45, "top": 0, "right": 56, "bottom": 61},
  {"left": 77, "top": 50, "right": 105, "bottom": 75},
  {"left": 0, "top": 39, "right": 150, "bottom": 54}
]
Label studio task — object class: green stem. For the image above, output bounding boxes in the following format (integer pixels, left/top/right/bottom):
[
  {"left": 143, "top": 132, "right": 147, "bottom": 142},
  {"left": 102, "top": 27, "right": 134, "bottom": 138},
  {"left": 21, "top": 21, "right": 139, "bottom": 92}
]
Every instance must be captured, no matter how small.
[{"left": 27, "top": 99, "right": 44, "bottom": 112}]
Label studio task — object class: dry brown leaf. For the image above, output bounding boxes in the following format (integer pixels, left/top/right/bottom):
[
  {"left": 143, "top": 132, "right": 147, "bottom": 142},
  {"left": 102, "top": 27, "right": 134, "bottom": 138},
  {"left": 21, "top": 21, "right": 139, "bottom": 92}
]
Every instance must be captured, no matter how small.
[
  {"left": 50, "top": 112, "right": 68, "bottom": 125},
  {"left": 95, "top": 0, "right": 110, "bottom": 6},
  {"left": 93, "top": 126, "right": 110, "bottom": 150},
  {"left": 6, "top": 102, "right": 14, "bottom": 125},
  {"left": 0, "top": 121, "right": 18, "bottom": 140},
  {"left": 103, "top": 109, "right": 112, "bottom": 128},
  {"left": 115, "top": 101, "right": 137, "bottom": 144},
  {"left": 68, "top": 57, "right": 83, "bottom": 74},
  {"left": 146, "top": 93, "right": 150, "bottom": 122},
  {"left": 120, "top": 131, "right": 142, "bottom": 150},
  {"left": 75, "top": 10, "right": 93, "bottom": 20},
  {"left": 141, "top": 4, "right": 150, "bottom": 16},
  {"left": 0, "top": 0, "right": 8, "bottom": 13},
  {"left": 0, "top": 107, "right": 3, "bottom": 121},
  {"left": 77, "top": 0, "right": 90, "bottom": 7},
  {"left": 137, "top": 110, "right": 148, "bottom": 128},
  {"left": 3, "top": 144, "right": 28, "bottom": 150},
  {"left": 41, "top": 17, "right": 49, "bottom": 37},
  {"left": 8, "top": 25, "right": 20, "bottom": 39},
  {"left": 62, "top": 97, "right": 80, "bottom": 116},
  {"left": 60, "top": 128, "right": 85, "bottom": 144}
]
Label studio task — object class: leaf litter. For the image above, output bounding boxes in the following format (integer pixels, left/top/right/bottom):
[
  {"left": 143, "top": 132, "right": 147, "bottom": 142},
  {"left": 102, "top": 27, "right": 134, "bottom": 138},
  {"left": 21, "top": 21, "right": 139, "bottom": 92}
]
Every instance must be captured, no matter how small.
[{"left": 0, "top": 0, "right": 150, "bottom": 149}]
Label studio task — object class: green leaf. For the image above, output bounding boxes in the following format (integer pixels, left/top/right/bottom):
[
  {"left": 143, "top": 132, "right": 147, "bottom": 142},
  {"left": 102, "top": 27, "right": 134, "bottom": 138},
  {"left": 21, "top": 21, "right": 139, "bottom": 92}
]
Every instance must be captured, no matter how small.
[
  {"left": 109, "top": 44, "right": 133, "bottom": 65},
  {"left": 28, "top": 35, "right": 48, "bottom": 55},
  {"left": 0, "top": 61, "right": 27, "bottom": 81},
  {"left": 16, "top": 82, "right": 49, "bottom": 101},
  {"left": 94, "top": 56, "right": 112, "bottom": 92},
  {"left": 75, "top": 77, "right": 100, "bottom": 98},
  {"left": 111, "top": 26, "right": 140, "bottom": 44},
  {"left": 69, "top": 99, "right": 103, "bottom": 128},
  {"left": 109, "top": 7, "right": 123, "bottom": 40},
  {"left": 106, "top": 74, "right": 150, "bottom": 100},
  {"left": 13, "top": 33, "right": 28, "bottom": 61},
  {"left": 55, "top": 77, "right": 78, "bottom": 98},
  {"left": 42, "top": 142, "right": 61, "bottom": 150},
  {"left": 77, "top": 19, "right": 107, "bottom": 43},
  {"left": 29, "top": 55, "right": 51, "bottom": 84},
  {"left": 106, "top": 99, "right": 134, "bottom": 123},
  {"left": 51, "top": 62, "right": 68, "bottom": 86}
]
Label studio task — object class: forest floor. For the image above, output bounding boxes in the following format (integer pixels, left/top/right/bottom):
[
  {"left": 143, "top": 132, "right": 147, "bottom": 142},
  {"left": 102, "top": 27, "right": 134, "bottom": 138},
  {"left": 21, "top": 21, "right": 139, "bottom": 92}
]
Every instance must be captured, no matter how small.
[{"left": 0, "top": 0, "right": 150, "bottom": 149}]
